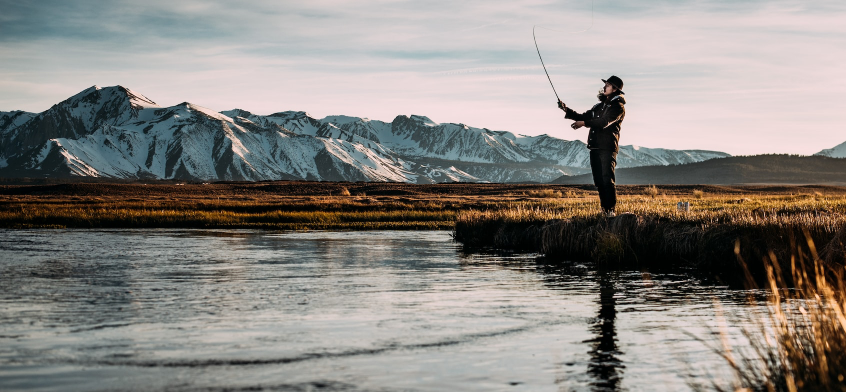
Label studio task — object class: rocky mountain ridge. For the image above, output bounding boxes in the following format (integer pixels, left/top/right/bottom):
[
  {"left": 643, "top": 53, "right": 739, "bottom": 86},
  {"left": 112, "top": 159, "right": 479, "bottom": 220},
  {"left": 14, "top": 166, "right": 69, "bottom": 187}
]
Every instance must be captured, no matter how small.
[
  {"left": 0, "top": 85, "right": 733, "bottom": 182},
  {"left": 816, "top": 141, "right": 846, "bottom": 159}
]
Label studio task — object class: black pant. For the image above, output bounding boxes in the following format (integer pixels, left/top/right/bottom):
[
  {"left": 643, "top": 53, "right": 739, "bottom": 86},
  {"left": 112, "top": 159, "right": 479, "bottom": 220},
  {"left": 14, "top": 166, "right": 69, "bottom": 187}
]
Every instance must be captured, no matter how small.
[{"left": 590, "top": 149, "right": 617, "bottom": 212}]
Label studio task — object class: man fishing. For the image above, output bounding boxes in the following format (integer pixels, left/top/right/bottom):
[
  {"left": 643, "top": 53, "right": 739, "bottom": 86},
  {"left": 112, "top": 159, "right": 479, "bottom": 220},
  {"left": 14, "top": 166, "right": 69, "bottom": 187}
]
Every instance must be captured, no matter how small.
[{"left": 558, "top": 76, "right": 626, "bottom": 218}]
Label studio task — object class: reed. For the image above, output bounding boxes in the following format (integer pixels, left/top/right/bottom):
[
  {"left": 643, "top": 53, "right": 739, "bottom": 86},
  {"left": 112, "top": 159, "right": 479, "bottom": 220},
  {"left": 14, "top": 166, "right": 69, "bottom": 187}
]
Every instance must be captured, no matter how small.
[
  {"left": 0, "top": 203, "right": 456, "bottom": 230},
  {"left": 714, "top": 234, "right": 846, "bottom": 392},
  {"left": 4, "top": 186, "right": 846, "bottom": 242},
  {"left": 645, "top": 185, "right": 660, "bottom": 198},
  {"left": 527, "top": 189, "right": 563, "bottom": 198},
  {"left": 454, "top": 196, "right": 846, "bottom": 272}
]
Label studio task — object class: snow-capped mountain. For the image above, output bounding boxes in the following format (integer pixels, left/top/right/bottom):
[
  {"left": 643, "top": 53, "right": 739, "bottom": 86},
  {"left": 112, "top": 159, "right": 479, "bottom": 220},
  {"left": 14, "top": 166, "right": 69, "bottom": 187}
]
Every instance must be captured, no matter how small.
[
  {"left": 816, "top": 141, "right": 846, "bottom": 158},
  {"left": 511, "top": 135, "right": 729, "bottom": 168},
  {"left": 0, "top": 85, "right": 730, "bottom": 183},
  {"left": 1, "top": 111, "right": 37, "bottom": 136}
]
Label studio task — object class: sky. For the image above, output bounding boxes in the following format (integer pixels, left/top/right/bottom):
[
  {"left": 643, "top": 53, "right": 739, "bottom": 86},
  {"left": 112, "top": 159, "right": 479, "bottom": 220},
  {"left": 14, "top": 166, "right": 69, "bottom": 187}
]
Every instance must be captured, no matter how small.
[{"left": 1, "top": 0, "right": 844, "bottom": 156}]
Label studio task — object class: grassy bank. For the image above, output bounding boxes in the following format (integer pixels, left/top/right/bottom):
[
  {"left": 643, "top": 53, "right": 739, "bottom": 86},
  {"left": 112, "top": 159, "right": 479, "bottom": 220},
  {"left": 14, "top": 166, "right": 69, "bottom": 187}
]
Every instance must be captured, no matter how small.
[
  {"left": 454, "top": 195, "right": 846, "bottom": 273},
  {"left": 0, "top": 198, "right": 462, "bottom": 230},
  {"left": 3, "top": 182, "right": 846, "bottom": 244},
  {"left": 0, "top": 182, "right": 594, "bottom": 230}
]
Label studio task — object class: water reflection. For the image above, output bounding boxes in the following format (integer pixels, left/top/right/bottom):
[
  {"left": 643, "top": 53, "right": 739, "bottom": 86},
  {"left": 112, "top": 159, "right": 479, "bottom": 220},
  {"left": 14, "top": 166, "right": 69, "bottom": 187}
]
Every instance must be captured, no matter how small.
[
  {"left": 0, "top": 230, "right": 753, "bottom": 391},
  {"left": 587, "top": 272, "right": 624, "bottom": 391}
]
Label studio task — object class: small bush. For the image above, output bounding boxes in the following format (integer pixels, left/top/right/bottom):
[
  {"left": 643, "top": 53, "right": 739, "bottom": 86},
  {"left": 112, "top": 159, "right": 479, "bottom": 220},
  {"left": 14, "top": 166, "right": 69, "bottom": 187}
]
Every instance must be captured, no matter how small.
[
  {"left": 693, "top": 189, "right": 704, "bottom": 199},
  {"left": 338, "top": 187, "right": 352, "bottom": 196},
  {"left": 645, "top": 185, "right": 659, "bottom": 198},
  {"left": 527, "top": 189, "right": 562, "bottom": 198}
]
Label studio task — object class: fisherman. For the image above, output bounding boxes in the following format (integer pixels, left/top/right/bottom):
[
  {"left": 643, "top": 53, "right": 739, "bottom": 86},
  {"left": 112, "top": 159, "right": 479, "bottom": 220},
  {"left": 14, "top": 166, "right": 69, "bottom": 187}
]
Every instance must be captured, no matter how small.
[{"left": 558, "top": 76, "right": 626, "bottom": 218}]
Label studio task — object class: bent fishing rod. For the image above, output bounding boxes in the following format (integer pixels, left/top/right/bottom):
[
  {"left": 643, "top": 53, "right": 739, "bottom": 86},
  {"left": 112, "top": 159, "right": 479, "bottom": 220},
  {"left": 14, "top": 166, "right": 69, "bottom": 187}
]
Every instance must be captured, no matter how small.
[
  {"left": 533, "top": 26, "right": 560, "bottom": 103},
  {"left": 535, "top": 26, "right": 578, "bottom": 130},
  {"left": 533, "top": 1, "right": 594, "bottom": 129}
]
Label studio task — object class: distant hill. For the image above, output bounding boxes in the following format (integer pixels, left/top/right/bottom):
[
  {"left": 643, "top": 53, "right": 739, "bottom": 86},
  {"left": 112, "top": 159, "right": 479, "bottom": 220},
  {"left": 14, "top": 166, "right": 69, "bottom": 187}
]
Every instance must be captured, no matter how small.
[{"left": 551, "top": 155, "right": 846, "bottom": 185}]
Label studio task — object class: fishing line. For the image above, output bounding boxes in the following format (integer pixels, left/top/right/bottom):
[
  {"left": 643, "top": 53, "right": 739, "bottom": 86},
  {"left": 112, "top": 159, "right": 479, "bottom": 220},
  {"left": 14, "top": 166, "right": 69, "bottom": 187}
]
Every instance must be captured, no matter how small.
[{"left": 533, "top": 0, "right": 595, "bottom": 102}]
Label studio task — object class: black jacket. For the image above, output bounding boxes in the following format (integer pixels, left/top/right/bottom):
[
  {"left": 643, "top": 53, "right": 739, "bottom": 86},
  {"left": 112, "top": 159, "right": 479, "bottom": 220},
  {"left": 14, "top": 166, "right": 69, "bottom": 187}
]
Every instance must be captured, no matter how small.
[{"left": 564, "top": 93, "right": 626, "bottom": 152}]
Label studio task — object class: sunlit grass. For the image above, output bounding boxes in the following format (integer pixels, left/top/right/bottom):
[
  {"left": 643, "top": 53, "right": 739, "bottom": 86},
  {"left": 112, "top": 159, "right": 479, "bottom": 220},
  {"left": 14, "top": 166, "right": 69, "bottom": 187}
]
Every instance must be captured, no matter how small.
[
  {"left": 0, "top": 202, "right": 457, "bottom": 230},
  {"left": 526, "top": 189, "right": 563, "bottom": 198},
  {"left": 454, "top": 195, "right": 846, "bottom": 268},
  {"left": 709, "top": 234, "right": 846, "bottom": 392},
  {"left": 3, "top": 191, "right": 845, "bottom": 235}
]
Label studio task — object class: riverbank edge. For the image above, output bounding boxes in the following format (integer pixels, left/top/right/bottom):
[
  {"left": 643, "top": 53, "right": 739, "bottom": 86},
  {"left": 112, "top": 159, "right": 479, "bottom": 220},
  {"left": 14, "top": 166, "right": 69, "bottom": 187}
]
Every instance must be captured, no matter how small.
[{"left": 453, "top": 213, "right": 846, "bottom": 272}]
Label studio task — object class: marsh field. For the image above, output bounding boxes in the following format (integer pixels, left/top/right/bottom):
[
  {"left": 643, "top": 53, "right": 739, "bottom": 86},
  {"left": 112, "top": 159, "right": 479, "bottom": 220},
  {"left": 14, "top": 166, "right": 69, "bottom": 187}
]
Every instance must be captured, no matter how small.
[
  {"left": 5, "top": 180, "right": 846, "bottom": 390},
  {"left": 3, "top": 180, "right": 846, "bottom": 271},
  {"left": 3, "top": 181, "right": 846, "bottom": 267},
  {"left": 2, "top": 180, "right": 845, "bottom": 229}
]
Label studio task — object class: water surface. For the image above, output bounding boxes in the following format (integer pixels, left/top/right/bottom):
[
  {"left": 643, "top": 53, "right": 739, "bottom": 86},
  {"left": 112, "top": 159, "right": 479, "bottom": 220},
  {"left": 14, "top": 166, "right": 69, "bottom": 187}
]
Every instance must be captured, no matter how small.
[{"left": 0, "top": 230, "right": 760, "bottom": 391}]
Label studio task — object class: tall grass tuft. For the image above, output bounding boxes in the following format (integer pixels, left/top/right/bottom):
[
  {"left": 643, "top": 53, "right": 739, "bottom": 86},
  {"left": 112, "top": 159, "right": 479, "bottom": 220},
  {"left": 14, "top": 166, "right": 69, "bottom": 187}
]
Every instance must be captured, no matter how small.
[
  {"left": 454, "top": 196, "right": 846, "bottom": 271},
  {"left": 527, "top": 189, "right": 563, "bottom": 198},
  {"left": 645, "top": 185, "right": 660, "bottom": 198},
  {"left": 718, "top": 235, "right": 846, "bottom": 391},
  {"left": 693, "top": 189, "right": 705, "bottom": 199}
]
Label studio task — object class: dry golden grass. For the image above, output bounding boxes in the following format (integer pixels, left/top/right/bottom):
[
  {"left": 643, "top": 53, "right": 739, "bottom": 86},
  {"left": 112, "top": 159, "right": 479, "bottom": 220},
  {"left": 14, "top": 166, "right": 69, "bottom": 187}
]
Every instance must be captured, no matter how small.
[
  {"left": 715, "top": 234, "right": 846, "bottom": 392},
  {"left": 0, "top": 197, "right": 462, "bottom": 230},
  {"left": 456, "top": 194, "right": 846, "bottom": 227},
  {"left": 2, "top": 183, "right": 845, "bottom": 237},
  {"left": 645, "top": 185, "right": 660, "bottom": 198},
  {"left": 453, "top": 194, "right": 846, "bottom": 269},
  {"left": 526, "top": 189, "right": 563, "bottom": 198}
]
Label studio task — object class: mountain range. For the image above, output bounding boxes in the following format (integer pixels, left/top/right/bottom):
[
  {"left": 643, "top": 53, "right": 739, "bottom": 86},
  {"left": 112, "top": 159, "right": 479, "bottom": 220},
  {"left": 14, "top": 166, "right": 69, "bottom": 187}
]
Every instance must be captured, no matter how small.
[
  {"left": 0, "top": 85, "right": 839, "bottom": 183},
  {"left": 552, "top": 155, "right": 846, "bottom": 185},
  {"left": 816, "top": 141, "right": 846, "bottom": 159}
]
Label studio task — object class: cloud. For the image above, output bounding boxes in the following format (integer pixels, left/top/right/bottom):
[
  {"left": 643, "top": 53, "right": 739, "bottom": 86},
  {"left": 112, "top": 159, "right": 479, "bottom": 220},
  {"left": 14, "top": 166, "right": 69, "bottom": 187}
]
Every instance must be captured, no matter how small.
[{"left": 1, "top": 0, "right": 845, "bottom": 155}]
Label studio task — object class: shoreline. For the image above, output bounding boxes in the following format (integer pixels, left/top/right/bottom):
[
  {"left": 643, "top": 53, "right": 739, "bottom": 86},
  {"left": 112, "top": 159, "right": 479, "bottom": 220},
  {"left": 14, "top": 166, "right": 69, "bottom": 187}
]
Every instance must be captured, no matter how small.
[{"left": 3, "top": 182, "right": 846, "bottom": 272}]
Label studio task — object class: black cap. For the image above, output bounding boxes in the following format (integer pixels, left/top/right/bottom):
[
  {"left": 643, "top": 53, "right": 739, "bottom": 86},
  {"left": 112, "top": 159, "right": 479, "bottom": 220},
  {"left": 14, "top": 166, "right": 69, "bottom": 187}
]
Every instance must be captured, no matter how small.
[{"left": 601, "top": 75, "right": 624, "bottom": 93}]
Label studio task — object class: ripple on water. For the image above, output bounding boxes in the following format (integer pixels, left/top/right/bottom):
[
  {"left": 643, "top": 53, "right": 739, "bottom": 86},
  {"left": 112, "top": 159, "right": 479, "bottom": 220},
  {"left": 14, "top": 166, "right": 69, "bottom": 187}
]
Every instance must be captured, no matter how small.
[{"left": 0, "top": 229, "right": 761, "bottom": 391}]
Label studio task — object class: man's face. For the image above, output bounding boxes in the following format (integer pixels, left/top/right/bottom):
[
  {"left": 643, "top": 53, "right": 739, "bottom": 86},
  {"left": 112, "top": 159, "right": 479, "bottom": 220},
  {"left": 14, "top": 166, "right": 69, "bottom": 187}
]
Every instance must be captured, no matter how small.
[{"left": 602, "top": 82, "right": 616, "bottom": 96}]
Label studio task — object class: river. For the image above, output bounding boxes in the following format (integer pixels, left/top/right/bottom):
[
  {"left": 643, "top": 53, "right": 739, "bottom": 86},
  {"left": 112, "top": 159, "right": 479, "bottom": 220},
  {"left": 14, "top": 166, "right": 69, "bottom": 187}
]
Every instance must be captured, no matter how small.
[{"left": 0, "top": 229, "right": 763, "bottom": 391}]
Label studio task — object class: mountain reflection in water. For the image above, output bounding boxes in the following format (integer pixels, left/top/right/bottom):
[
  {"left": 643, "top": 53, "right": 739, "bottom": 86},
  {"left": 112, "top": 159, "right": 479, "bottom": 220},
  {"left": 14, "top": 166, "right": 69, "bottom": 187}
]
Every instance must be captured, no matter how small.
[{"left": 0, "top": 229, "right": 754, "bottom": 391}]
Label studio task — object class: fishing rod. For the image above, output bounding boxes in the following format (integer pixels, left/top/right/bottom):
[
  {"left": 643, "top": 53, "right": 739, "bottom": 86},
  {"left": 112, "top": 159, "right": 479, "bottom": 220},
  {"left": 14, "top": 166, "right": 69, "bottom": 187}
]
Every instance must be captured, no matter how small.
[
  {"left": 535, "top": 25, "right": 576, "bottom": 129},
  {"left": 532, "top": 1, "right": 595, "bottom": 107},
  {"left": 533, "top": 26, "right": 560, "bottom": 103}
]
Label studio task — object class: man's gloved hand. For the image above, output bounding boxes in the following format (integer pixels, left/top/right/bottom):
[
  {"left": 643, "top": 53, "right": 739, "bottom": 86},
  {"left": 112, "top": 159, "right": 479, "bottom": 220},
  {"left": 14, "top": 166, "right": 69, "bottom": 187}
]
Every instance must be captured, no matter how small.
[{"left": 557, "top": 100, "right": 567, "bottom": 110}]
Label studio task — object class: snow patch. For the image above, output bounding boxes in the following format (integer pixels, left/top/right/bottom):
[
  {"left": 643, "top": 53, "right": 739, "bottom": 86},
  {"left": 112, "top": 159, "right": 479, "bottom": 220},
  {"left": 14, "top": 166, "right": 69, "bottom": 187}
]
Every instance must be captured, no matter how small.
[
  {"left": 184, "top": 103, "right": 234, "bottom": 123},
  {"left": 815, "top": 141, "right": 846, "bottom": 158},
  {"left": 409, "top": 115, "right": 438, "bottom": 126},
  {"left": 4, "top": 85, "right": 736, "bottom": 183}
]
